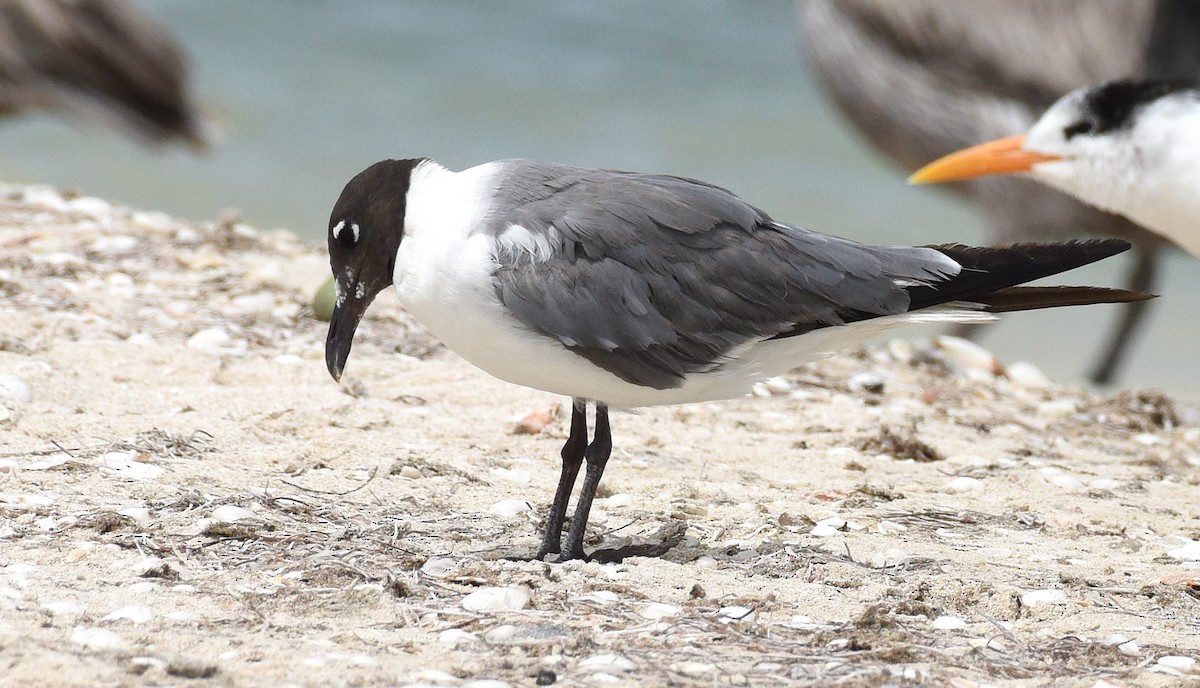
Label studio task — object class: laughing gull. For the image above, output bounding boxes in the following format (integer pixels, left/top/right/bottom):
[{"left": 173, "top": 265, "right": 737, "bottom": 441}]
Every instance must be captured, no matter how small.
[
  {"left": 800, "top": 0, "right": 1200, "bottom": 384},
  {"left": 911, "top": 79, "right": 1200, "bottom": 256},
  {"left": 324, "top": 157, "right": 1148, "bottom": 561},
  {"left": 0, "top": 0, "right": 210, "bottom": 148}
]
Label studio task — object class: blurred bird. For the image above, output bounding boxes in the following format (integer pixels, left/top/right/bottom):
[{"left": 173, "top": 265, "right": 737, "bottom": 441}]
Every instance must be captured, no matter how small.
[
  {"left": 799, "top": 0, "right": 1200, "bottom": 384},
  {"left": 0, "top": 0, "right": 210, "bottom": 149},
  {"left": 911, "top": 79, "right": 1200, "bottom": 257}
]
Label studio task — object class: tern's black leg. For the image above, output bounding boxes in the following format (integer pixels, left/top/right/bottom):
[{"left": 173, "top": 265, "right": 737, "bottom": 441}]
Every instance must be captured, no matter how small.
[
  {"left": 560, "top": 404, "right": 612, "bottom": 561},
  {"left": 535, "top": 399, "right": 588, "bottom": 559},
  {"left": 1090, "top": 246, "right": 1158, "bottom": 385}
]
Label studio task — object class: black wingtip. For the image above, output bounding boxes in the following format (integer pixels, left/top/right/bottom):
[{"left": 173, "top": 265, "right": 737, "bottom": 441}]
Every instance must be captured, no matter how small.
[
  {"left": 930, "top": 238, "right": 1132, "bottom": 269},
  {"left": 975, "top": 285, "right": 1154, "bottom": 313},
  {"left": 907, "top": 239, "right": 1135, "bottom": 313}
]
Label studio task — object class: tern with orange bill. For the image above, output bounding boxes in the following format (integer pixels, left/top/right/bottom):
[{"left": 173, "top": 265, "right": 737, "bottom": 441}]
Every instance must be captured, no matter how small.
[
  {"left": 801, "top": 1, "right": 1200, "bottom": 385},
  {"left": 911, "top": 80, "right": 1200, "bottom": 256}
]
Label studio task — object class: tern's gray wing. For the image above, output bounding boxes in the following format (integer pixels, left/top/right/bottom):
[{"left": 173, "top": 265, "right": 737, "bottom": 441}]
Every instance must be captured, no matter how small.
[{"left": 486, "top": 161, "right": 957, "bottom": 390}]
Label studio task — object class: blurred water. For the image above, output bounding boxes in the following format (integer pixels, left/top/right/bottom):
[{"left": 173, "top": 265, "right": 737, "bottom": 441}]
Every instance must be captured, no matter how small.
[{"left": 0, "top": 0, "right": 1195, "bottom": 401}]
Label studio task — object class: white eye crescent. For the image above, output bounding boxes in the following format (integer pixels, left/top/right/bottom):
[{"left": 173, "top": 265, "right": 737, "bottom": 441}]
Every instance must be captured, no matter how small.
[{"left": 332, "top": 220, "right": 361, "bottom": 244}]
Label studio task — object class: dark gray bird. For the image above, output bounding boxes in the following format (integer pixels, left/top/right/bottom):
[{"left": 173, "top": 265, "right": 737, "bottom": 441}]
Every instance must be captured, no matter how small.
[
  {"left": 0, "top": 0, "right": 209, "bottom": 148},
  {"left": 324, "top": 157, "right": 1147, "bottom": 561},
  {"left": 799, "top": 0, "right": 1200, "bottom": 384}
]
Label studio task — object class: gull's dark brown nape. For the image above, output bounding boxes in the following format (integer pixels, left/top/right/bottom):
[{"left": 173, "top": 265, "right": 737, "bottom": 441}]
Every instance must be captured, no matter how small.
[{"left": 535, "top": 399, "right": 612, "bottom": 561}]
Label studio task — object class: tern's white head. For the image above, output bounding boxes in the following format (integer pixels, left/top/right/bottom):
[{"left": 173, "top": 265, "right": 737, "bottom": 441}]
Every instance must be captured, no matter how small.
[{"left": 911, "top": 80, "right": 1200, "bottom": 255}]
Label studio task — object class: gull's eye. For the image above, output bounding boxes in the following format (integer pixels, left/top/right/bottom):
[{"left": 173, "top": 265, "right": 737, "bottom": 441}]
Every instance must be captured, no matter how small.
[
  {"left": 1063, "top": 120, "right": 1094, "bottom": 140},
  {"left": 331, "top": 219, "right": 361, "bottom": 247}
]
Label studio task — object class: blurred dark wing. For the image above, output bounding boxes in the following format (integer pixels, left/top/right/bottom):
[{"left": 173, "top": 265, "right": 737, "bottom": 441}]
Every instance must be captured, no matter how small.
[
  {"left": 800, "top": 0, "right": 1156, "bottom": 165},
  {"left": 0, "top": 0, "right": 208, "bottom": 147}
]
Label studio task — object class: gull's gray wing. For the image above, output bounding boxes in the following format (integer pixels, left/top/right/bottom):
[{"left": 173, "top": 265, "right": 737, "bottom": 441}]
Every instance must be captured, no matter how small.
[{"left": 485, "top": 160, "right": 957, "bottom": 390}]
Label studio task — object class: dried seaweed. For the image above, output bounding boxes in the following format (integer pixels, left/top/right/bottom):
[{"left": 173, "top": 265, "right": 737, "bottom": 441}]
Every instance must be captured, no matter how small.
[{"left": 858, "top": 427, "right": 944, "bottom": 462}]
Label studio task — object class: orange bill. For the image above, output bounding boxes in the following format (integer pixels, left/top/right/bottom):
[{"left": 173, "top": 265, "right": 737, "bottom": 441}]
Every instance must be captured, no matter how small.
[{"left": 908, "top": 134, "right": 1063, "bottom": 184}]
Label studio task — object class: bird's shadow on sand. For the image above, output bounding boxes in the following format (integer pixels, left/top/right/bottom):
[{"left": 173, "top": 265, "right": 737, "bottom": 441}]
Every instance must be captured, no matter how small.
[
  {"left": 492, "top": 520, "right": 688, "bottom": 564},
  {"left": 489, "top": 520, "right": 910, "bottom": 570}
]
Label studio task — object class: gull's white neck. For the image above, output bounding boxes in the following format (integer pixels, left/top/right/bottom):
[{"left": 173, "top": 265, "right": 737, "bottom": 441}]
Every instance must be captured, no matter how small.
[
  {"left": 392, "top": 158, "right": 505, "bottom": 351},
  {"left": 398, "top": 159, "right": 501, "bottom": 266}
]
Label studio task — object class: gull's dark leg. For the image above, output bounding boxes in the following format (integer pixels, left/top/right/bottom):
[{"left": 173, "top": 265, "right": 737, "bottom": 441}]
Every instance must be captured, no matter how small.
[
  {"left": 1090, "top": 246, "right": 1158, "bottom": 385},
  {"left": 560, "top": 404, "right": 612, "bottom": 561},
  {"left": 535, "top": 398, "right": 588, "bottom": 559}
]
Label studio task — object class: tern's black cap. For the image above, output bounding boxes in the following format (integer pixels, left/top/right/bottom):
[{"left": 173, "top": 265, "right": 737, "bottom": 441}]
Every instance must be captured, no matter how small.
[{"left": 1079, "top": 79, "right": 1198, "bottom": 136}]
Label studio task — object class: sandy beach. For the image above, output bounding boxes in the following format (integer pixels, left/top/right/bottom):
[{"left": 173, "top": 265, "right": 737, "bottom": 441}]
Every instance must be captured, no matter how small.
[{"left": 1, "top": 187, "right": 1199, "bottom": 687}]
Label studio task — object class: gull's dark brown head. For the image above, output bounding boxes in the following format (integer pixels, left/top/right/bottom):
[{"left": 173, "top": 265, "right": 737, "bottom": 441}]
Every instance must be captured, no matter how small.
[{"left": 325, "top": 158, "right": 424, "bottom": 381}]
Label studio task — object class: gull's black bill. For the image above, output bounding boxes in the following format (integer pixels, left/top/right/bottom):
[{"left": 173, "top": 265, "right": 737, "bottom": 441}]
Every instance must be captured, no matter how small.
[{"left": 324, "top": 280, "right": 372, "bottom": 382}]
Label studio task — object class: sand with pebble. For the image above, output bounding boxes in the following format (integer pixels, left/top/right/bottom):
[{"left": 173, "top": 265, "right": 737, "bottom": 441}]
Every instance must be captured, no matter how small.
[{"left": 1, "top": 186, "right": 1199, "bottom": 687}]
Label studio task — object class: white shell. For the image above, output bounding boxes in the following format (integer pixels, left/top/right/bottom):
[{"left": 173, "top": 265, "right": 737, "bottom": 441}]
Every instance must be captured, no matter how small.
[
  {"left": 211, "top": 505, "right": 256, "bottom": 523},
  {"left": 935, "top": 336, "right": 998, "bottom": 374},
  {"left": 639, "top": 602, "right": 681, "bottom": 619},
  {"left": 101, "top": 606, "right": 155, "bottom": 624},
  {"left": 578, "top": 654, "right": 636, "bottom": 673},
  {"left": 42, "top": 601, "right": 87, "bottom": 616},
  {"left": 437, "top": 629, "right": 478, "bottom": 646},
  {"left": 944, "top": 477, "right": 983, "bottom": 494},
  {"left": 1168, "top": 540, "right": 1200, "bottom": 561},
  {"left": 488, "top": 499, "right": 531, "bottom": 518},
  {"left": 932, "top": 615, "right": 967, "bottom": 631},
  {"left": 0, "top": 376, "right": 31, "bottom": 405},
  {"left": 461, "top": 586, "right": 530, "bottom": 612},
  {"left": 186, "top": 327, "right": 235, "bottom": 354},
  {"left": 71, "top": 627, "right": 127, "bottom": 651},
  {"left": 1156, "top": 656, "right": 1196, "bottom": 671},
  {"left": 1006, "top": 361, "right": 1053, "bottom": 388},
  {"left": 1037, "top": 399, "right": 1079, "bottom": 419}
]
